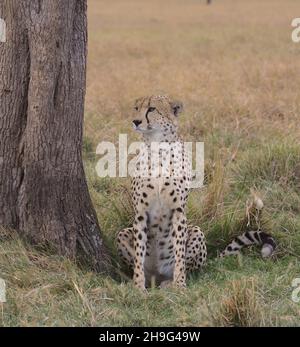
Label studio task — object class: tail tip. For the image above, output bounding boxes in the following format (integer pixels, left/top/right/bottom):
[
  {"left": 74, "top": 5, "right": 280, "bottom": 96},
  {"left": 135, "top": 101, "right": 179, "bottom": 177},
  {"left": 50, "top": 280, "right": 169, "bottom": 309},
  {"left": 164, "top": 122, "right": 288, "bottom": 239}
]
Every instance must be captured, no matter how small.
[{"left": 261, "top": 244, "right": 274, "bottom": 258}]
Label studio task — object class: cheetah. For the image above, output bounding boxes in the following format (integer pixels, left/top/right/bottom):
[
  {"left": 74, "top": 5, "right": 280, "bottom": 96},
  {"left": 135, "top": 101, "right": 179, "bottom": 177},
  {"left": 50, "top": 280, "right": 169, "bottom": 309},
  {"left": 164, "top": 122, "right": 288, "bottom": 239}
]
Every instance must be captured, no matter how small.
[{"left": 116, "top": 95, "right": 276, "bottom": 291}]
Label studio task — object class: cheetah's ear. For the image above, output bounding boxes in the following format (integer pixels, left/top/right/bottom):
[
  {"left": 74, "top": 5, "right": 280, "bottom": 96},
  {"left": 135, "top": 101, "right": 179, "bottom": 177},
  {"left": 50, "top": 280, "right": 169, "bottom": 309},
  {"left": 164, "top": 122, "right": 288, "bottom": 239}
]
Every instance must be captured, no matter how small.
[
  {"left": 134, "top": 97, "right": 143, "bottom": 110},
  {"left": 170, "top": 100, "right": 184, "bottom": 117}
]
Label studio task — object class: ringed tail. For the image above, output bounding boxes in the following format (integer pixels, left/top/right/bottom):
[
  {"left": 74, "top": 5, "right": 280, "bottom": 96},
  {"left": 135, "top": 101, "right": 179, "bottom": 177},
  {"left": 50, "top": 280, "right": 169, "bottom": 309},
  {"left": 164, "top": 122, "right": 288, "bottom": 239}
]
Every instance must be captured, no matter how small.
[{"left": 220, "top": 230, "right": 276, "bottom": 258}]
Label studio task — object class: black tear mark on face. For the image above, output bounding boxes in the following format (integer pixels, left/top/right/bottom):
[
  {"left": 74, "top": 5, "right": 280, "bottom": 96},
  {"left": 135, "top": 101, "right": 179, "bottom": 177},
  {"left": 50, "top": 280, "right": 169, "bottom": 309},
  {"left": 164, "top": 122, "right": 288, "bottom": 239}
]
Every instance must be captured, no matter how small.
[
  {"left": 145, "top": 107, "right": 156, "bottom": 124},
  {"left": 173, "top": 106, "right": 180, "bottom": 116}
]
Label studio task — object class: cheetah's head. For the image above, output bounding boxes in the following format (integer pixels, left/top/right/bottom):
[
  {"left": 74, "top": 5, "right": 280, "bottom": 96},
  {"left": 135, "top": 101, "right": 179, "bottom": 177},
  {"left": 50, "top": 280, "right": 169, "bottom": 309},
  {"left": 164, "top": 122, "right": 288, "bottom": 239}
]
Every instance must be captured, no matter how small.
[{"left": 132, "top": 95, "right": 183, "bottom": 140}]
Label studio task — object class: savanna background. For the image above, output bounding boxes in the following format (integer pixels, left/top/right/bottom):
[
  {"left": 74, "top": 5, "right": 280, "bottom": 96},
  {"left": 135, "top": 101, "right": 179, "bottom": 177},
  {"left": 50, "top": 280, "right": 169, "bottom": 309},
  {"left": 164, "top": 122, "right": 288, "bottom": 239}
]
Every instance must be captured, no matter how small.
[{"left": 1, "top": 0, "right": 300, "bottom": 326}]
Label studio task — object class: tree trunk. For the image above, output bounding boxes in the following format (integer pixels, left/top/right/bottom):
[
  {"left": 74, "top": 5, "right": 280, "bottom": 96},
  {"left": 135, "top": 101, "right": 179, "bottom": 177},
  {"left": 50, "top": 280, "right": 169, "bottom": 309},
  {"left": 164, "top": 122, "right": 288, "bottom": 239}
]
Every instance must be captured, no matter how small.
[{"left": 0, "top": 0, "right": 110, "bottom": 272}]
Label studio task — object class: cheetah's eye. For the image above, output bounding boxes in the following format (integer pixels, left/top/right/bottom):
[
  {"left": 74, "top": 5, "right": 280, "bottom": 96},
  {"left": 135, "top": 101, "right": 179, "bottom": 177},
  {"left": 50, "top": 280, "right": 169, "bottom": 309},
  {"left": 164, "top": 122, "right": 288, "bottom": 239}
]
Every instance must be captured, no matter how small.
[
  {"left": 134, "top": 106, "right": 139, "bottom": 111},
  {"left": 148, "top": 107, "right": 156, "bottom": 112}
]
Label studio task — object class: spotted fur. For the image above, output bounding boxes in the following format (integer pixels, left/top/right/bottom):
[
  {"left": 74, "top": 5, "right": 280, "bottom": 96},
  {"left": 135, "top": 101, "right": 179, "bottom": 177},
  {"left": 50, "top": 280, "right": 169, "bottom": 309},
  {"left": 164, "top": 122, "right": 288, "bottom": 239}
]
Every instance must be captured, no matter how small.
[
  {"left": 117, "top": 95, "right": 207, "bottom": 290},
  {"left": 116, "top": 95, "right": 276, "bottom": 291}
]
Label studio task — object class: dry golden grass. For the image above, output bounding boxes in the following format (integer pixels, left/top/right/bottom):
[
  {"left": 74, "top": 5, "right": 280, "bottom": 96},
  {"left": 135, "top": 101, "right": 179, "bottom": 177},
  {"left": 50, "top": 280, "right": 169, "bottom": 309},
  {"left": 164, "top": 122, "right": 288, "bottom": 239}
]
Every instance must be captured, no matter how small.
[
  {"left": 217, "top": 277, "right": 264, "bottom": 327},
  {"left": 85, "top": 0, "right": 300, "bottom": 146}
]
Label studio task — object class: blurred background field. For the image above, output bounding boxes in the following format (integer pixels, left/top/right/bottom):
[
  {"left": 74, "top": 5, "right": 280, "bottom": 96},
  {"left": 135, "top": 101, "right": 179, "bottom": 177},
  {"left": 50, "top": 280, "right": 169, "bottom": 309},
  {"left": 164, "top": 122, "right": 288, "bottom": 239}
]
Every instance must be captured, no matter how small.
[{"left": 1, "top": 0, "right": 300, "bottom": 326}]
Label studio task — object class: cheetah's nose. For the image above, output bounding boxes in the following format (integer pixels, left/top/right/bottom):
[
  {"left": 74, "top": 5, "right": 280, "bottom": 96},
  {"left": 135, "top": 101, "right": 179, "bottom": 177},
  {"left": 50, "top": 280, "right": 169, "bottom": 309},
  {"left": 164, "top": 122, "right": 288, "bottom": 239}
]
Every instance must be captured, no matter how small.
[{"left": 133, "top": 120, "right": 142, "bottom": 127}]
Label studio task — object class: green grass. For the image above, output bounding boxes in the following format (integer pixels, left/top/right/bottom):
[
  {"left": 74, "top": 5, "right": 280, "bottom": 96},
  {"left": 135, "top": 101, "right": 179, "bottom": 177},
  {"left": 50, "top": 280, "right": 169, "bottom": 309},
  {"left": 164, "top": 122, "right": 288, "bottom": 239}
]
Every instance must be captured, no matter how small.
[
  {"left": 1, "top": 229, "right": 299, "bottom": 326},
  {"left": 1, "top": 136, "right": 299, "bottom": 327}
]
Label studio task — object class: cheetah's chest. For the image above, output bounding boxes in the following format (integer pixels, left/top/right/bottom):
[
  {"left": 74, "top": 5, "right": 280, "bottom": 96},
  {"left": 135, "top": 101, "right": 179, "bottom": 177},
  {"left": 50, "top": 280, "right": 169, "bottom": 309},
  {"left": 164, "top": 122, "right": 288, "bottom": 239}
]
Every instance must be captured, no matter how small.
[{"left": 142, "top": 182, "right": 182, "bottom": 283}]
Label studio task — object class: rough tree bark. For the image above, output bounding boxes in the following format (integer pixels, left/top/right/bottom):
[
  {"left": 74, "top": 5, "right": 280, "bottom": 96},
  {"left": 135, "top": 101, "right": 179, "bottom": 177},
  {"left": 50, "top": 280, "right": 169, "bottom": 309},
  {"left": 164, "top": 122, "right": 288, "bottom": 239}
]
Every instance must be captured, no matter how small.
[{"left": 0, "top": 0, "right": 110, "bottom": 272}]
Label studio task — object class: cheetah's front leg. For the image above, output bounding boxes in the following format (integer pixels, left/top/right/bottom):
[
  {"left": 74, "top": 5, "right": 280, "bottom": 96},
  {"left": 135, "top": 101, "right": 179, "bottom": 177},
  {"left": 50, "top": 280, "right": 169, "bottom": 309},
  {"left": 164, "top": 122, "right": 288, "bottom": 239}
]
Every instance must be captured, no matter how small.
[
  {"left": 116, "top": 227, "right": 134, "bottom": 268},
  {"left": 132, "top": 213, "right": 148, "bottom": 291},
  {"left": 172, "top": 208, "right": 188, "bottom": 288}
]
